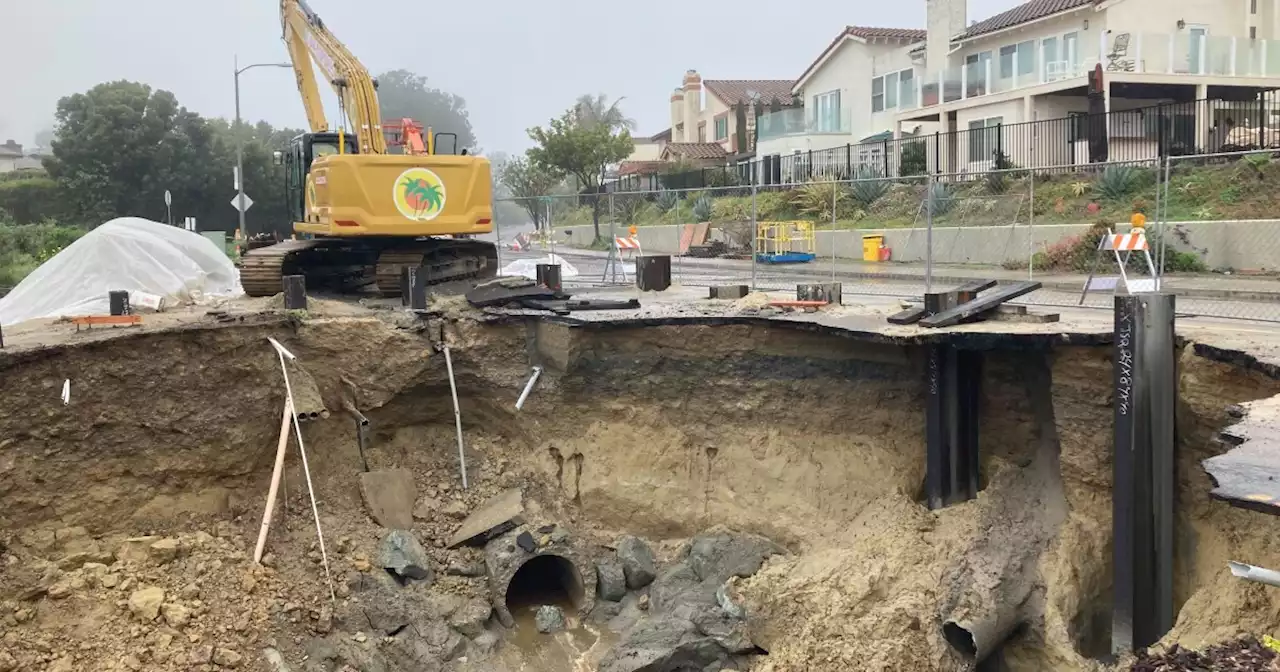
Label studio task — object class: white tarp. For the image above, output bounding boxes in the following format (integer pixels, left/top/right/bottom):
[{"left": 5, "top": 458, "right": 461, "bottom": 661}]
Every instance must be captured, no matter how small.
[
  {"left": 0, "top": 217, "right": 241, "bottom": 327},
  {"left": 500, "top": 254, "right": 579, "bottom": 280}
]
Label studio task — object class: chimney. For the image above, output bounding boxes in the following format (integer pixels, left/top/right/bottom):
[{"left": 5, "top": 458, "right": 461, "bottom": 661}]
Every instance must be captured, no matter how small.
[
  {"left": 670, "top": 89, "right": 685, "bottom": 142},
  {"left": 926, "top": 0, "right": 967, "bottom": 77},
  {"left": 683, "top": 70, "right": 702, "bottom": 145}
]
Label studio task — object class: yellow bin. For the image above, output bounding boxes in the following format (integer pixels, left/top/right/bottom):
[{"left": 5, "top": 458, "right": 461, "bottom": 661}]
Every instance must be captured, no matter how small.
[{"left": 862, "top": 235, "right": 884, "bottom": 261}]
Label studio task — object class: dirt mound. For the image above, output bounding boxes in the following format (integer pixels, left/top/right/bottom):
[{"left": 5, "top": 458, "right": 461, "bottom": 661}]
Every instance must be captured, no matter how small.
[{"left": 1131, "top": 637, "right": 1278, "bottom": 671}]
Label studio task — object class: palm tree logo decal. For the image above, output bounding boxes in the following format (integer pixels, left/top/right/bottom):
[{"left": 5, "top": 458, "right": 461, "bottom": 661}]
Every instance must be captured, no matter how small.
[{"left": 393, "top": 168, "right": 447, "bottom": 221}]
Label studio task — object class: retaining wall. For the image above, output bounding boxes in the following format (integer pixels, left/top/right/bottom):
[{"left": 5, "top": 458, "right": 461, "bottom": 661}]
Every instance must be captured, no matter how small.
[{"left": 554, "top": 220, "right": 1280, "bottom": 271}]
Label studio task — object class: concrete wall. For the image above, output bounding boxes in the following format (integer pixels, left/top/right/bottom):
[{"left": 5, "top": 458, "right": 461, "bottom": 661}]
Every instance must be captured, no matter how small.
[{"left": 556, "top": 219, "right": 1280, "bottom": 271}]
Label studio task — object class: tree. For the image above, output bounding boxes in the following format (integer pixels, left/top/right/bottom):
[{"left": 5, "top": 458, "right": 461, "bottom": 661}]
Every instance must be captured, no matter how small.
[
  {"left": 527, "top": 108, "right": 633, "bottom": 242},
  {"left": 497, "top": 155, "right": 562, "bottom": 231},
  {"left": 573, "top": 94, "right": 636, "bottom": 133},
  {"left": 376, "top": 70, "right": 477, "bottom": 152},
  {"left": 34, "top": 127, "right": 55, "bottom": 151}
]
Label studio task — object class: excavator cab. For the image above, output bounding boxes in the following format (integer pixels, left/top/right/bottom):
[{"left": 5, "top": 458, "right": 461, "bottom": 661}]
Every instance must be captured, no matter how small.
[{"left": 281, "top": 132, "right": 358, "bottom": 222}]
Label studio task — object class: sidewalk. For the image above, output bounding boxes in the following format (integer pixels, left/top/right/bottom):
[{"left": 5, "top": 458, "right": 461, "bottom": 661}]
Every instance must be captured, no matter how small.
[{"left": 543, "top": 245, "right": 1280, "bottom": 302}]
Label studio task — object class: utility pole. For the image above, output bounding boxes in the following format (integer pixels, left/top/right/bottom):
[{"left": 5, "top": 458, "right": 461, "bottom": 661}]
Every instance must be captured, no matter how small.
[{"left": 234, "top": 57, "right": 292, "bottom": 238}]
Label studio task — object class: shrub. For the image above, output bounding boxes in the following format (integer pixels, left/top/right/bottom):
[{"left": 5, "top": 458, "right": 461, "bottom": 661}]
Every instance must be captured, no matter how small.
[
  {"left": 0, "top": 177, "right": 64, "bottom": 225},
  {"left": 900, "top": 140, "right": 928, "bottom": 177},
  {"left": 655, "top": 190, "right": 678, "bottom": 213},
  {"left": 849, "top": 167, "right": 889, "bottom": 207},
  {"left": 691, "top": 195, "right": 713, "bottom": 222},
  {"left": 1095, "top": 165, "right": 1141, "bottom": 201},
  {"left": 791, "top": 181, "right": 848, "bottom": 222},
  {"left": 0, "top": 220, "right": 86, "bottom": 287},
  {"left": 924, "top": 182, "right": 955, "bottom": 216}
]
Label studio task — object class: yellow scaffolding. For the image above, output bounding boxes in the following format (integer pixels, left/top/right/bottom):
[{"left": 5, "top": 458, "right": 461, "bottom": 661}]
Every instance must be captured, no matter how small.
[{"left": 755, "top": 221, "right": 817, "bottom": 263}]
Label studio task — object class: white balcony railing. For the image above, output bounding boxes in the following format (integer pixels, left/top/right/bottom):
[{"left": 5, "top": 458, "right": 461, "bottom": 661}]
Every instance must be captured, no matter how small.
[
  {"left": 907, "top": 31, "right": 1280, "bottom": 112},
  {"left": 756, "top": 108, "right": 852, "bottom": 141}
]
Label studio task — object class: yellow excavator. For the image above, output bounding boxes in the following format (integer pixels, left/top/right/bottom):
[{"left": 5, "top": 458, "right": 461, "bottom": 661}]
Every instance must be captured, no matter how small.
[{"left": 240, "top": 0, "right": 497, "bottom": 297}]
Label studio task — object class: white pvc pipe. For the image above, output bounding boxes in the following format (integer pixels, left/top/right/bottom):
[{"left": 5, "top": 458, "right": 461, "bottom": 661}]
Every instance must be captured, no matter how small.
[
  {"left": 515, "top": 366, "right": 544, "bottom": 411},
  {"left": 1229, "top": 561, "right": 1280, "bottom": 588},
  {"left": 267, "top": 337, "right": 336, "bottom": 600},
  {"left": 443, "top": 345, "right": 468, "bottom": 490}
]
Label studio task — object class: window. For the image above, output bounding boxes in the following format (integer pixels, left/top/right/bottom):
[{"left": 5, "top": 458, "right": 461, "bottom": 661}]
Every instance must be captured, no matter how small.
[
  {"left": 900, "top": 69, "right": 916, "bottom": 107},
  {"left": 1252, "top": 0, "right": 1257, "bottom": 13},
  {"left": 872, "top": 69, "right": 913, "bottom": 113},
  {"left": 1042, "top": 36, "right": 1059, "bottom": 79},
  {"left": 698, "top": 122, "right": 706, "bottom": 143},
  {"left": 813, "top": 90, "right": 841, "bottom": 132},
  {"left": 715, "top": 116, "right": 729, "bottom": 141},
  {"left": 1063, "top": 32, "right": 1079, "bottom": 69},
  {"left": 967, "top": 116, "right": 1003, "bottom": 163},
  {"left": 966, "top": 51, "right": 992, "bottom": 95},
  {"left": 999, "top": 41, "right": 1036, "bottom": 79}
]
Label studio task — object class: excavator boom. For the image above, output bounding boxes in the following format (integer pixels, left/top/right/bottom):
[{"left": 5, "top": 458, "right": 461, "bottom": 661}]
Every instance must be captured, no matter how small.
[{"left": 240, "top": 0, "right": 496, "bottom": 298}]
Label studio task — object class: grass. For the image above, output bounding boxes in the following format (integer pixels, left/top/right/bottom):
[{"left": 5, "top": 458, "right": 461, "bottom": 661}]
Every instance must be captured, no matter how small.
[{"left": 562, "top": 156, "right": 1280, "bottom": 233}]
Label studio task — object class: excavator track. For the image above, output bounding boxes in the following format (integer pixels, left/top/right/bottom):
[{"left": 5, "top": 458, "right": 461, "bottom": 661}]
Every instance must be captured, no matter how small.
[{"left": 240, "top": 237, "right": 497, "bottom": 298}]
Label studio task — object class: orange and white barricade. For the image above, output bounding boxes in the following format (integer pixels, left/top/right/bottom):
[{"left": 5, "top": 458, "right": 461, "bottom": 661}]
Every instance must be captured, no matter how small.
[{"left": 1079, "top": 223, "right": 1158, "bottom": 304}]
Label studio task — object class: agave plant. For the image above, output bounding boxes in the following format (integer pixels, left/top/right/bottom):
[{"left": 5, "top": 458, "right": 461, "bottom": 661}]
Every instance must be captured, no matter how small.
[
  {"left": 849, "top": 167, "right": 889, "bottom": 207},
  {"left": 924, "top": 182, "right": 955, "bottom": 216},
  {"left": 692, "top": 195, "right": 713, "bottom": 222},
  {"left": 1094, "top": 165, "right": 1140, "bottom": 201},
  {"left": 655, "top": 189, "right": 678, "bottom": 213}
]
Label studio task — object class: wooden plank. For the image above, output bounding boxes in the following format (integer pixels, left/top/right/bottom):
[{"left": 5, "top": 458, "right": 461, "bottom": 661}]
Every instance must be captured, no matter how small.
[
  {"left": 919, "top": 281, "right": 1043, "bottom": 328},
  {"left": 71, "top": 315, "right": 142, "bottom": 327}
]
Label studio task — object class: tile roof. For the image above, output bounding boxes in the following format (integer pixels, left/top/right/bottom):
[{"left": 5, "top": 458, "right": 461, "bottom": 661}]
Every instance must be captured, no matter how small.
[
  {"left": 648, "top": 128, "right": 672, "bottom": 143},
  {"left": 703, "top": 80, "right": 796, "bottom": 106},
  {"left": 961, "top": 0, "right": 1098, "bottom": 40},
  {"left": 795, "top": 26, "right": 926, "bottom": 90},
  {"left": 664, "top": 143, "right": 728, "bottom": 160},
  {"left": 848, "top": 26, "right": 927, "bottom": 42}
]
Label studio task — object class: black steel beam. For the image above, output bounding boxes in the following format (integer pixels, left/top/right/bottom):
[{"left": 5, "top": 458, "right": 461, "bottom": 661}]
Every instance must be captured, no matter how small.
[
  {"left": 920, "top": 282, "right": 1042, "bottom": 328},
  {"left": 1112, "top": 294, "right": 1176, "bottom": 655},
  {"left": 282, "top": 275, "right": 307, "bottom": 311},
  {"left": 925, "top": 345, "right": 983, "bottom": 510},
  {"left": 888, "top": 307, "right": 927, "bottom": 325}
]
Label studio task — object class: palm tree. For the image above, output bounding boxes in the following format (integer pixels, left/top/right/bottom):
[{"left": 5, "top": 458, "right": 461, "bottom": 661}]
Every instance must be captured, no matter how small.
[{"left": 572, "top": 94, "right": 636, "bottom": 134}]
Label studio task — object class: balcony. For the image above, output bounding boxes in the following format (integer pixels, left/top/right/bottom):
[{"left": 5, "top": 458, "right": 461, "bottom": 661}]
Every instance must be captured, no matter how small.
[
  {"left": 908, "top": 31, "right": 1280, "bottom": 113},
  {"left": 756, "top": 108, "right": 851, "bottom": 141}
]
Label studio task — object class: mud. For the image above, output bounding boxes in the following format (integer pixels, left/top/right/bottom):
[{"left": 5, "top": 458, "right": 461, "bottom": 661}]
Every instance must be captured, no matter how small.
[{"left": 1, "top": 304, "right": 1279, "bottom": 671}]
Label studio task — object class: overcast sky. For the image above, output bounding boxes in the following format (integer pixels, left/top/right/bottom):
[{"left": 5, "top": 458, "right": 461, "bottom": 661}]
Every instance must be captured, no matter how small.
[{"left": 3, "top": 0, "right": 1024, "bottom": 154}]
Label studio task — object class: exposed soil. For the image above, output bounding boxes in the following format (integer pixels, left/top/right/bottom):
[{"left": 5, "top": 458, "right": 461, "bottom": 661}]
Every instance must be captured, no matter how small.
[{"left": 1, "top": 300, "right": 1280, "bottom": 671}]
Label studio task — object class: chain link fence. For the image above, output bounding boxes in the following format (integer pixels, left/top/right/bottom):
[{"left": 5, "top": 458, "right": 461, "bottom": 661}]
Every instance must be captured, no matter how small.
[{"left": 495, "top": 150, "right": 1280, "bottom": 323}]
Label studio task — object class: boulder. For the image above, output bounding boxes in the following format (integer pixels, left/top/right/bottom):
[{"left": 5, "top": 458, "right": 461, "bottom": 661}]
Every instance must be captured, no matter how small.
[
  {"left": 686, "top": 530, "right": 782, "bottom": 584},
  {"left": 359, "top": 469, "right": 417, "bottom": 529},
  {"left": 598, "top": 616, "right": 727, "bottom": 672},
  {"left": 447, "top": 488, "right": 525, "bottom": 548},
  {"left": 596, "top": 561, "right": 627, "bottom": 602},
  {"left": 447, "top": 597, "right": 492, "bottom": 639},
  {"left": 377, "top": 530, "right": 434, "bottom": 586},
  {"left": 127, "top": 586, "right": 165, "bottom": 622},
  {"left": 616, "top": 536, "right": 657, "bottom": 590},
  {"left": 535, "top": 605, "right": 566, "bottom": 634}
]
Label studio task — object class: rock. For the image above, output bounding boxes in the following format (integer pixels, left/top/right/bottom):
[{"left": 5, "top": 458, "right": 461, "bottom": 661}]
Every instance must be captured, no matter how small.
[
  {"left": 535, "top": 605, "right": 566, "bottom": 634},
  {"left": 189, "top": 646, "right": 214, "bottom": 665},
  {"left": 148, "top": 538, "right": 181, "bottom": 564},
  {"left": 353, "top": 632, "right": 368, "bottom": 643},
  {"left": 127, "top": 587, "right": 165, "bottom": 622},
  {"left": 471, "top": 631, "right": 499, "bottom": 657},
  {"left": 121, "top": 654, "right": 143, "bottom": 671},
  {"left": 596, "top": 561, "right": 627, "bottom": 602},
  {"left": 0, "top": 650, "right": 15, "bottom": 672},
  {"left": 599, "top": 616, "right": 727, "bottom": 672},
  {"left": 315, "top": 605, "right": 333, "bottom": 634},
  {"left": 687, "top": 530, "right": 782, "bottom": 584},
  {"left": 161, "top": 602, "right": 191, "bottom": 628},
  {"left": 617, "top": 536, "right": 657, "bottom": 589},
  {"left": 447, "top": 597, "right": 492, "bottom": 639},
  {"left": 413, "top": 497, "right": 442, "bottom": 521},
  {"left": 515, "top": 532, "right": 536, "bottom": 553},
  {"left": 441, "top": 500, "right": 468, "bottom": 519},
  {"left": 445, "top": 560, "right": 486, "bottom": 577},
  {"left": 447, "top": 488, "right": 525, "bottom": 548},
  {"left": 56, "top": 544, "right": 115, "bottom": 570},
  {"left": 359, "top": 468, "right": 417, "bottom": 529},
  {"left": 377, "top": 530, "right": 434, "bottom": 586},
  {"left": 212, "top": 647, "right": 244, "bottom": 667},
  {"left": 352, "top": 586, "right": 413, "bottom": 635},
  {"left": 716, "top": 584, "right": 745, "bottom": 620},
  {"left": 117, "top": 536, "right": 163, "bottom": 564}
]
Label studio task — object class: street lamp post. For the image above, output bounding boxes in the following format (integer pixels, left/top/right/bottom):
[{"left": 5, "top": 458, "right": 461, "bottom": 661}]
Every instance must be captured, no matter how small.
[{"left": 234, "top": 57, "right": 292, "bottom": 239}]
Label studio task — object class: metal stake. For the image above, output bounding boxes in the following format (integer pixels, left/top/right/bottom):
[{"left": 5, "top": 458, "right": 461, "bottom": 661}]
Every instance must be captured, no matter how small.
[
  {"left": 926, "top": 172, "right": 936, "bottom": 292},
  {"left": 750, "top": 182, "right": 758, "bottom": 291}
]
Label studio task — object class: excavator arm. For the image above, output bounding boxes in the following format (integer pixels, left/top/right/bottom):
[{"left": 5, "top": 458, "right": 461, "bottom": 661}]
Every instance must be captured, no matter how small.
[{"left": 280, "top": 0, "right": 387, "bottom": 154}]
